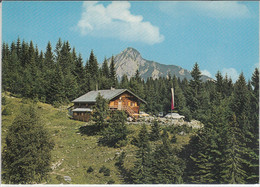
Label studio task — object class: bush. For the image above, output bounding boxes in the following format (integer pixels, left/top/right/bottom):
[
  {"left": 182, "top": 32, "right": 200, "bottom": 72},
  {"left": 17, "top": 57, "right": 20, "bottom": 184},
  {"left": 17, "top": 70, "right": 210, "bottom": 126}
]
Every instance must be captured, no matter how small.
[
  {"left": 107, "top": 179, "right": 115, "bottom": 184},
  {"left": 99, "top": 166, "right": 110, "bottom": 176},
  {"left": 87, "top": 166, "right": 94, "bottom": 173},
  {"left": 171, "top": 135, "right": 177, "bottom": 143},
  {"left": 2, "top": 107, "right": 12, "bottom": 116},
  {"left": 115, "top": 151, "right": 126, "bottom": 168},
  {"left": 115, "top": 139, "right": 128, "bottom": 148},
  {"left": 99, "top": 166, "right": 106, "bottom": 173},
  {"left": 130, "top": 136, "right": 139, "bottom": 147},
  {"left": 56, "top": 175, "right": 63, "bottom": 183},
  {"left": 53, "top": 101, "right": 62, "bottom": 108},
  {"left": 103, "top": 168, "right": 110, "bottom": 176},
  {"left": 2, "top": 96, "right": 7, "bottom": 105},
  {"left": 98, "top": 111, "right": 128, "bottom": 147}
]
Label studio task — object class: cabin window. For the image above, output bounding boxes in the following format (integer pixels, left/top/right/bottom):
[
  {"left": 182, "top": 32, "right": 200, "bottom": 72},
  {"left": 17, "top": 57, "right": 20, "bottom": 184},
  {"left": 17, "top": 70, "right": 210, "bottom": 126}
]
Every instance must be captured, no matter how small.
[
  {"left": 128, "top": 101, "right": 131, "bottom": 106},
  {"left": 74, "top": 113, "right": 77, "bottom": 116}
]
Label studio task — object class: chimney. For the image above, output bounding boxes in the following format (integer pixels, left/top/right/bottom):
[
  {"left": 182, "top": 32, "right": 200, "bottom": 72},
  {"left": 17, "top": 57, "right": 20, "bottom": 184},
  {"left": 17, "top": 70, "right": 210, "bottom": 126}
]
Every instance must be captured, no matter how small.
[{"left": 111, "top": 87, "right": 115, "bottom": 90}]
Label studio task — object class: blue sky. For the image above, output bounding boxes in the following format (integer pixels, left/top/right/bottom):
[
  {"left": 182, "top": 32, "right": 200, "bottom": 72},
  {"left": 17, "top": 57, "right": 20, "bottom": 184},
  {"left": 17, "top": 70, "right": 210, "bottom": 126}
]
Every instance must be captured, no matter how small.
[{"left": 3, "top": 1, "right": 259, "bottom": 81}]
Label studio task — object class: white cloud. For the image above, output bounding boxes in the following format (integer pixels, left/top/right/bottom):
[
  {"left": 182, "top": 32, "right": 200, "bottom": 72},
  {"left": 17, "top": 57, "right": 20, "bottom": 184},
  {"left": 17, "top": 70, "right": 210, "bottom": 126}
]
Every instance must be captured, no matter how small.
[
  {"left": 77, "top": 1, "right": 164, "bottom": 45},
  {"left": 222, "top": 68, "right": 239, "bottom": 82},
  {"left": 159, "top": 1, "right": 251, "bottom": 19},
  {"left": 201, "top": 70, "right": 212, "bottom": 77}
]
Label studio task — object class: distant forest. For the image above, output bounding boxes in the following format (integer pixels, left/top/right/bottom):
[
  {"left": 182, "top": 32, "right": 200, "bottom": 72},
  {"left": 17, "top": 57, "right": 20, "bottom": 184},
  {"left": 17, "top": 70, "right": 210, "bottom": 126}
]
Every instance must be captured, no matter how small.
[{"left": 2, "top": 38, "right": 259, "bottom": 183}]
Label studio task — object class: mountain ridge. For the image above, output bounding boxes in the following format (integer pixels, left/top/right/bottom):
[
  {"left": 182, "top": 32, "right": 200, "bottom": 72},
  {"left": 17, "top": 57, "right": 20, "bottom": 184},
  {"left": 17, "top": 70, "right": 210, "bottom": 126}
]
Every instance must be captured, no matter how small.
[{"left": 108, "top": 47, "right": 212, "bottom": 81}]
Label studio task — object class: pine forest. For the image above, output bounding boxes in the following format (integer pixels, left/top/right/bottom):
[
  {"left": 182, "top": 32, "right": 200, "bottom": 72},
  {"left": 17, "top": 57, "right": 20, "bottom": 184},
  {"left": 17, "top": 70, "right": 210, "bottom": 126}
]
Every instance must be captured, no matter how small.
[{"left": 1, "top": 38, "right": 259, "bottom": 184}]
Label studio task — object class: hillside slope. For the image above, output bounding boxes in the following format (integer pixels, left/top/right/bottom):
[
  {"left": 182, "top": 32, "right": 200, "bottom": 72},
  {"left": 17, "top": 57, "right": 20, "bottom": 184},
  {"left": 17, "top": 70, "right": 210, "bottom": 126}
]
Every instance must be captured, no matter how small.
[{"left": 1, "top": 93, "right": 192, "bottom": 184}]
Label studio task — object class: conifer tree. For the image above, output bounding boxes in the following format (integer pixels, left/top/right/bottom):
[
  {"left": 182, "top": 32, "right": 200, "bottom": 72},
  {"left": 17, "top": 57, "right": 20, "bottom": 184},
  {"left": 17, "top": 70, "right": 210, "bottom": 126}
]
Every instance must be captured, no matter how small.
[
  {"left": 46, "top": 65, "right": 65, "bottom": 104},
  {"left": 246, "top": 68, "right": 259, "bottom": 183},
  {"left": 2, "top": 105, "right": 54, "bottom": 184},
  {"left": 54, "top": 38, "right": 62, "bottom": 62},
  {"left": 102, "top": 58, "right": 110, "bottom": 78},
  {"left": 221, "top": 114, "right": 247, "bottom": 184},
  {"left": 120, "top": 74, "right": 129, "bottom": 89},
  {"left": 21, "top": 40, "right": 29, "bottom": 67},
  {"left": 215, "top": 71, "right": 223, "bottom": 96},
  {"left": 190, "top": 62, "right": 202, "bottom": 95},
  {"left": 109, "top": 56, "right": 117, "bottom": 88},
  {"left": 99, "top": 111, "right": 128, "bottom": 147},
  {"left": 73, "top": 53, "right": 87, "bottom": 94},
  {"left": 44, "top": 41, "right": 55, "bottom": 69},
  {"left": 151, "top": 129, "right": 184, "bottom": 184},
  {"left": 16, "top": 37, "right": 21, "bottom": 59},
  {"left": 92, "top": 93, "right": 109, "bottom": 129},
  {"left": 131, "top": 124, "right": 152, "bottom": 184},
  {"left": 149, "top": 120, "right": 160, "bottom": 141},
  {"left": 89, "top": 50, "right": 99, "bottom": 81}
]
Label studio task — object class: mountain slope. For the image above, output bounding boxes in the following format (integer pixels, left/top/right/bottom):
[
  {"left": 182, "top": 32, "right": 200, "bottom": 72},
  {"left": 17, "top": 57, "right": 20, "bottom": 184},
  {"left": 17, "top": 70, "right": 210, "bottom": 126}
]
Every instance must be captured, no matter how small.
[{"left": 108, "top": 47, "right": 212, "bottom": 81}]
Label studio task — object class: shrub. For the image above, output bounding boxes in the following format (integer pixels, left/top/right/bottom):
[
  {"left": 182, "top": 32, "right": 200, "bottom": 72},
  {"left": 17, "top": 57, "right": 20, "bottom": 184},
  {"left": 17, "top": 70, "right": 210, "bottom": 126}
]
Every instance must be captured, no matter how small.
[
  {"left": 56, "top": 175, "right": 63, "bottom": 183},
  {"left": 98, "top": 111, "right": 128, "bottom": 147},
  {"left": 107, "top": 179, "right": 115, "bottom": 184},
  {"left": 115, "top": 139, "right": 128, "bottom": 148},
  {"left": 171, "top": 135, "right": 177, "bottom": 143},
  {"left": 115, "top": 151, "right": 126, "bottom": 168},
  {"left": 2, "top": 107, "right": 12, "bottom": 116},
  {"left": 103, "top": 168, "right": 110, "bottom": 176},
  {"left": 99, "top": 166, "right": 106, "bottom": 173},
  {"left": 2, "top": 96, "right": 7, "bottom": 105},
  {"left": 87, "top": 166, "right": 94, "bottom": 173}
]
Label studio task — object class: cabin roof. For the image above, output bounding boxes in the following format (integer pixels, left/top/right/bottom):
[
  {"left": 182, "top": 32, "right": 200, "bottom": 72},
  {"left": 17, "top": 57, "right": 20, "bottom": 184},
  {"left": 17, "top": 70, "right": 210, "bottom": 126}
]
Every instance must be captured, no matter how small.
[{"left": 72, "top": 89, "right": 146, "bottom": 104}]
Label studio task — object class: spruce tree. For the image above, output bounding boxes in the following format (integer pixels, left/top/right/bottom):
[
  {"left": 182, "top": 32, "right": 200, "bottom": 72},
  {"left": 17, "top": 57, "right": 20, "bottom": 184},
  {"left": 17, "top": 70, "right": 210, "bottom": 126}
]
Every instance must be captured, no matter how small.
[
  {"left": 109, "top": 56, "right": 117, "bottom": 88},
  {"left": 131, "top": 124, "right": 152, "bottom": 184},
  {"left": 149, "top": 120, "right": 160, "bottom": 141},
  {"left": 89, "top": 50, "right": 99, "bottom": 81},
  {"left": 151, "top": 129, "right": 184, "bottom": 184},
  {"left": 92, "top": 93, "right": 109, "bottom": 129},
  {"left": 99, "top": 111, "right": 128, "bottom": 147},
  {"left": 101, "top": 58, "right": 110, "bottom": 78},
  {"left": 190, "top": 62, "right": 202, "bottom": 95},
  {"left": 2, "top": 105, "right": 54, "bottom": 184},
  {"left": 46, "top": 64, "right": 65, "bottom": 104},
  {"left": 44, "top": 41, "right": 55, "bottom": 70},
  {"left": 221, "top": 114, "right": 247, "bottom": 184}
]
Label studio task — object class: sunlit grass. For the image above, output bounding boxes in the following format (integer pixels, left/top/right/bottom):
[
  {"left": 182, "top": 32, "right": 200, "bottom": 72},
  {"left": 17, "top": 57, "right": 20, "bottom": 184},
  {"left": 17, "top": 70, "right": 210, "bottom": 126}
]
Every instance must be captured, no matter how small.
[{"left": 1, "top": 92, "right": 193, "bottom": 184}]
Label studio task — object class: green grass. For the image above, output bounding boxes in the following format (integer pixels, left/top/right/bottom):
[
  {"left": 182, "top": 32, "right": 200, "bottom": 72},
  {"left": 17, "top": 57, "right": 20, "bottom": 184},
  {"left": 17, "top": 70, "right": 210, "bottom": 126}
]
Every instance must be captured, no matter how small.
[{"left": 1, "top": 92, "right": 193, "bottom": 184}]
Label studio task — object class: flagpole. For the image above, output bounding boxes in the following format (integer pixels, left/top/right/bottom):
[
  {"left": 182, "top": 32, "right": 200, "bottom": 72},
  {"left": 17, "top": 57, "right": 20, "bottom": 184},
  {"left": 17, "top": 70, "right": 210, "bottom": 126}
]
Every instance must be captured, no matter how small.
[{"left": 171, "top": 87, "right": 174, "bottom": 124}]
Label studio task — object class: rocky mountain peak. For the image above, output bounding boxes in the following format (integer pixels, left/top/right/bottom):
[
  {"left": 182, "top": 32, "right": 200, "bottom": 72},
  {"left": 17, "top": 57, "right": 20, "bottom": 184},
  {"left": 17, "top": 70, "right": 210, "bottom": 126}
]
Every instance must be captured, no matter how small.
[
  {"left": 116, "top": 47, "right": 142, "bottom": 62},
  {"left": 108, "top": 47, "right": 213, "bottom": 82}
]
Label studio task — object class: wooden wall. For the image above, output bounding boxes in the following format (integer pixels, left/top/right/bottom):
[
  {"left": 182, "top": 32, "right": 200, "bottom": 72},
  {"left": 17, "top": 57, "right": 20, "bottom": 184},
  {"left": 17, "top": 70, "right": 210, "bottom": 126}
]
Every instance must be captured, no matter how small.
[
  {"left": 73, "top": 112, "right": 91, "bottom": 122},
  {"left": 109, "top": 92, "right": 140, "bottom": 114}
]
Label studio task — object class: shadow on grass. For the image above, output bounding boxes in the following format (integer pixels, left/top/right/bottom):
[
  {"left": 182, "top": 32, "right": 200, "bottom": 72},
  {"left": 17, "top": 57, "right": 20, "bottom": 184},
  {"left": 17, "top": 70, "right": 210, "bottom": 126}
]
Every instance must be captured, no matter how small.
[{"left": 78, "top": 124, "right": 101, "bottom": 136}]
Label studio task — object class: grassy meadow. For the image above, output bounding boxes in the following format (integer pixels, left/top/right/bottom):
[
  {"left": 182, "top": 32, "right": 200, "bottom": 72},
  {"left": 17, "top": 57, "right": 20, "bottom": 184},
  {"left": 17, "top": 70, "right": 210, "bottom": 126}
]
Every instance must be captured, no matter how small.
[{"left": 1, "top": 92, "right": 192, "bottom": 184}]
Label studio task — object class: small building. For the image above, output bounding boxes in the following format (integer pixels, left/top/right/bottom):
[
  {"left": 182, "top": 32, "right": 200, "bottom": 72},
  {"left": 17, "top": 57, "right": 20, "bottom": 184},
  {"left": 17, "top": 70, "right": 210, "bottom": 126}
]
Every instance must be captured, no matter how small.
[{"left": 71, "top": 88, "right": 146, "bottom": 122}]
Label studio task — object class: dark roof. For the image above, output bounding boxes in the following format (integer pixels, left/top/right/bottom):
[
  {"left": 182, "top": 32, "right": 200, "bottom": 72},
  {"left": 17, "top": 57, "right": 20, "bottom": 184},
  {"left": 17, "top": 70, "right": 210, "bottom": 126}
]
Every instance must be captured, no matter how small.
[{"left": 72, "top": 89, "right": 146, "bottom": 104}]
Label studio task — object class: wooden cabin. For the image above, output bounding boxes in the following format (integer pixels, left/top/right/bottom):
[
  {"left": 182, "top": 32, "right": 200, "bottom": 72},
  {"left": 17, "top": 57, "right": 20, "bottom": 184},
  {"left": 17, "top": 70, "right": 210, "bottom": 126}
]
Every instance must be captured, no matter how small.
[{"left": 71, "top": 88, "right": 146, "bottom": 122}]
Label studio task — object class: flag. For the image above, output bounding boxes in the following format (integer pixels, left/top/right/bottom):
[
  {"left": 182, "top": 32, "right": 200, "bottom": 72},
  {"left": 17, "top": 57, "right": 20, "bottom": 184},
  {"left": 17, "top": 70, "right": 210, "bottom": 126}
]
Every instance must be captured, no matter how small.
[{"left": 171, "top": 88, "right": 174, "bottom": 110}]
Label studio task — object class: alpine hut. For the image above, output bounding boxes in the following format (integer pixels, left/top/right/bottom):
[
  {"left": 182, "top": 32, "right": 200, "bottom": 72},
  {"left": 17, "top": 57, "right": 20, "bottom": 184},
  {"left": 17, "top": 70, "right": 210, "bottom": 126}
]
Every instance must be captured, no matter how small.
[{"left": 71, "top": 88, "right": 146, "bottom": 122}]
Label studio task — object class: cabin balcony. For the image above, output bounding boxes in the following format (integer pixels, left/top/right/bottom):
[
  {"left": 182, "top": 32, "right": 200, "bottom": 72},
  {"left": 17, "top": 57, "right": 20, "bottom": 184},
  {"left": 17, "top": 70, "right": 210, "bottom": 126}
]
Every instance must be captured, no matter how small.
[{"left": 109, "top": 105, "right": 139, "bottom": 118}]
